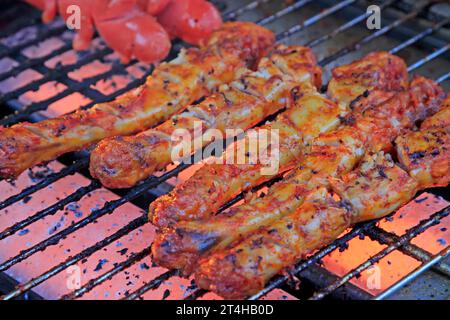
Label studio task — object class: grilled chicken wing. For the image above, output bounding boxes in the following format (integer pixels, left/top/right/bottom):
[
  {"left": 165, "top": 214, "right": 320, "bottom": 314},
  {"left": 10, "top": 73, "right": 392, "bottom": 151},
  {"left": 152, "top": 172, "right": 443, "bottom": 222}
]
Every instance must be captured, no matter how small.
[
  {"left": 194, "top": 93, "right": 448, "bottom": 299},
  {"left": 151, "top": 76, "right": 444, "bottom": 274},
  {"left": 89, "top": 45, "right": 322, "bottom": 188},
  {"left": 0, "top": 22, "right": 274, "bottom": 179},
  {"left": 147, "top": 52, "right": 409, "bottom": 228},
  {"left": 195, "top": 152, "right": 421, "bottom": 299},
  {"left": 396, "top": 94, "right": 450, "bottom": 189},
  {"left": 149, "top": 87, "right": 347, "bottom": 228},
  {"left": 152, "top": 127, "right": 364, "bottom": 274}
]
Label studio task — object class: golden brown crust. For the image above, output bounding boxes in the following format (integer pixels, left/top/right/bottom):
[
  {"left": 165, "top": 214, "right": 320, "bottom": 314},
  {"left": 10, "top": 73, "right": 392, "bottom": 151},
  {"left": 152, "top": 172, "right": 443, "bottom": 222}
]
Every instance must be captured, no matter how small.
[
  {"left": 89, "top": 45, "right": 322, "bottom": 188},
  {"left": 195, "top": 188, "right": 350, "bottom": 299},
  {"left": 396, "top": 103, "right": 450, "bottom": 189},
  {"left": 150, "top": 54, "right": 446, "bottom": 276},
  {"left": 330, "top": 153, "right": 418, "bottom": 223},
  {"left": 0, "top": 22, "right": 275, "bottom": 179}
]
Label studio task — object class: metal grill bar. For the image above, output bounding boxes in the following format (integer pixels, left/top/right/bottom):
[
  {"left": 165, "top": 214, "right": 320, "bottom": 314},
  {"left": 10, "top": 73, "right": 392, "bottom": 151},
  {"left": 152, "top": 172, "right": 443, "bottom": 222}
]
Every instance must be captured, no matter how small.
[
  {"left": 108, "top": 9, "right": 450, "bottom": 301},
  {"left": 32, "top": 59, "right": 136, "bottom": 104},
  {"left": 248, "top": 221, "right": 378, "bottom": 300},
  {"left": 0, "top": 163, "right": 189, "bottom": 274},
  {"left": 0, "top": 3, "right": 26, "bottom": 23},
  {"left": 0, "top": 41, "right": 72, "bottom": 82},
  {"left": 309, "top": 206, "right": 450, "bottom": 300},
  {"left": 0, "top": 11, "right": 41, "bottom": 38},
  {"left": 436, "top": 71, "right": 450, "bottom": 84},
  {"left": 123, "top": 270, "right": 180, "bottom": 300},
  {"left": 0, "top": 1, "right": 284, "bottom": 125},
  {"left": 223, "top": 0, "right": 271, "bottom": 20},
  {"left": 374, "top": 246, "right": 450, "bottom": 300},
  {"left": 0, "top": 181, "right": 99, "bottom": 241},
  {"left": 0, "top": 46, "right": 112, "bottom": 109},
  {"left": 60, "top": 170, "right": 271, "bottom": 300}
]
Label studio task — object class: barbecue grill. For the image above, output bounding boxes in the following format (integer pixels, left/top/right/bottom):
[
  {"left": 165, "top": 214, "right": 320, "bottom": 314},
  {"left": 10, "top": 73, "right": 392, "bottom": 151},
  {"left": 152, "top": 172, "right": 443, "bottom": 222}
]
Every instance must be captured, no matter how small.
[{"left": 0, "top": 0, "right": 449, "bottom": 300}]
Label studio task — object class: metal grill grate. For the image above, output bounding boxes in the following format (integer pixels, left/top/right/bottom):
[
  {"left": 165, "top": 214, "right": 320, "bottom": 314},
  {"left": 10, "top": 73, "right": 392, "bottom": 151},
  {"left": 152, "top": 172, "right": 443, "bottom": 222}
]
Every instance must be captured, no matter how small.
[{"left": 0, "top": 0, "right": 449, "bottom": 300}]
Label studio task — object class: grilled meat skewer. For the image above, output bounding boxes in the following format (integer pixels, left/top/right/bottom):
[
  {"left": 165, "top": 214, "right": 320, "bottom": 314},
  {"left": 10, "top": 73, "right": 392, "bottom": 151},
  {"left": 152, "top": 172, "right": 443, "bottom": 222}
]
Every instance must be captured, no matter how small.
[
  {"left": 0, "top": 22, "right": 274, "bottom": 179},
  {"left": 195, "top": 99, "right": 449, "bottom": 298},
  {"left": 149, "top": 82, "right": 348, "bottom": 228},
  {"left": 151, "top": 76, "right": 444, "bottom": 274},
  {"left": 148, "top": 52, "right": 409, "bottom": 228},
  {"left": 89, "top": 45, "right": 322, "bottom": 189}
]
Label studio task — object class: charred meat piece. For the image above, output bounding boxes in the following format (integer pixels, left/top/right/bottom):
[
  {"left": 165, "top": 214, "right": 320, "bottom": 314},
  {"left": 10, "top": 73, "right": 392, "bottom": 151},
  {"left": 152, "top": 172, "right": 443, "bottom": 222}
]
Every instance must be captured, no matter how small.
[
  {"left": 151, "top": 76, "right": 444, "bottom": 274},
  {"left": 327, "top": 51, "right": 408, "bottom": 107},
  {"left": 0, "top": 22, "right": 274, "bottom": 179},
  {"left": 396, "top": 96, "right": 450, "bottom": 189},
  {"left": 148, "top": 52, "right": 410, "bottom": 229},
  {"left": 149, "top": 88, "right": 347, "bottom": 228},
  {"left": 89, "top": 45, "right": 322, "bottom": 188},
  {"left": 195, "top": 152, "right": 422, "bottom": 299}
]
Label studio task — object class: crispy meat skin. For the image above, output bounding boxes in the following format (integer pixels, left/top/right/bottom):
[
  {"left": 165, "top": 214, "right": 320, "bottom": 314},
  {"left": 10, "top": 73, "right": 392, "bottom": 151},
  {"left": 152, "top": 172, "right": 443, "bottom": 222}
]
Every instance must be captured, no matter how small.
[
  {"left": 194, "top": 91, "right": 447, "bottom": 299},
  {"left": 0, "top": 22, "right": 274, "bottom": 179},
  {"left": 152, "top": 76, "right": 444, "bottom": 274},
  {"left": 149, "top": 88, "right": 347, "bottom": 228},
  {"left": 148, "top": 52, "right": 409, "bottom": 229},
  {"left": 396, "top": 94, "right": 450, "bottom": 189},
  {"left": 196, "top": 153, "right": 418, "bottom": 299},
  {"left": 152, "top": 127, "right": 364, "bottom": 274},
  {"left": 420, "top": 95, "right": 450, "bottom": 129},
  {"left": 327, "top": 52, "right": 408, "bottom": 107},
  {"left": 89, "top": 45, "right": 322, "bottom": 188}
]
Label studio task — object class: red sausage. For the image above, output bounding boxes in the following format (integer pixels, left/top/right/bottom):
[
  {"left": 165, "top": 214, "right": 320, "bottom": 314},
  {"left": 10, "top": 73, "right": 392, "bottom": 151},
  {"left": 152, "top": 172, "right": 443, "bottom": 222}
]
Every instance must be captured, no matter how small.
[
  {"left": 57, "top": 0, "right": 95, "bottom": 50},
  {"left": 93, "top": 0, "right": 171, "bottom": 63},
  {"left": 158, "top": 0, "right": 222, "bottom": 45}
]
